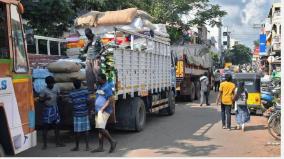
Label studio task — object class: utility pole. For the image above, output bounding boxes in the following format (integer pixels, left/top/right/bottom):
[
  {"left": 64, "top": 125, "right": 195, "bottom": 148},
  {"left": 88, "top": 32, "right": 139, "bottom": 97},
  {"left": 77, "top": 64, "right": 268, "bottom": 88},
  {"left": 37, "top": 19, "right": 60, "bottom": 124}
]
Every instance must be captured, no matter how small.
[
  {"left": 226, "top": 26, "right": 231, "bottom": 50},
  {"left": 218, "top": 17, "right": 222, "bottom": 55}
]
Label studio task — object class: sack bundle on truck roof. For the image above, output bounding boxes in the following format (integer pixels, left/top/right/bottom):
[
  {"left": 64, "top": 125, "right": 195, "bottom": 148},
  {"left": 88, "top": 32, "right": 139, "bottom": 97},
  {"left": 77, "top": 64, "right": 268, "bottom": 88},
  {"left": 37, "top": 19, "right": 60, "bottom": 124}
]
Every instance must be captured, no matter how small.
[
  {"left": 70, "top": 8, "right": 172, "bottom": 92},
  {"left": 74, "top": 8, "right": 170, "bottom": 42}
]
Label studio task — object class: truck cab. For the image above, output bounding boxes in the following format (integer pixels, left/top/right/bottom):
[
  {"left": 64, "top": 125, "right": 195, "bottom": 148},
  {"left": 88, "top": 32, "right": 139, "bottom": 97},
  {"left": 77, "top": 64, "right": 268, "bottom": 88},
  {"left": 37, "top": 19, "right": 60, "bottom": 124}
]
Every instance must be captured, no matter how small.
[{"left": 0, "top": 0, "right": 36, "bottom": 156}]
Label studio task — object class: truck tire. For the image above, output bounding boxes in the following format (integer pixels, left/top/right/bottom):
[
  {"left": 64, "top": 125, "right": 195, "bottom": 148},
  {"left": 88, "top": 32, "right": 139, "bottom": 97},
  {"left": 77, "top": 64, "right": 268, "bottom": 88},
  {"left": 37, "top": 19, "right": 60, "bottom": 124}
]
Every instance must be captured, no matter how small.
[
  {"left": 166, "top": 91, "right": 175, "bottom": 115},
  {"left": 195, "top": 82, "right": 201, "bottom": 100},
  {"left": 0, "top": 144, "right": 5, "bottom": 157},
  {"left": 131, "top": 97, "right": 146, "bottom": 132},
  {"left": 189, "top": 83, "right": 195, "bottom": 102}
]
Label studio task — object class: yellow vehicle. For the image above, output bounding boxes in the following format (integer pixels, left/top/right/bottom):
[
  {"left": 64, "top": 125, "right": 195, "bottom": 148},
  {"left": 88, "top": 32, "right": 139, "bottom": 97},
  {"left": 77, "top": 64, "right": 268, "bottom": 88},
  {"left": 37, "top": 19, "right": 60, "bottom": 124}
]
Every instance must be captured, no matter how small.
[
  {"left": 224, "top": 62, "right": 232, "bottom": 69},
  {"left": 233, "top": 73, "right": 262, "bottom": 114},
  {"left": 0, "top": 1, "right": 36, "bottom": 156}
]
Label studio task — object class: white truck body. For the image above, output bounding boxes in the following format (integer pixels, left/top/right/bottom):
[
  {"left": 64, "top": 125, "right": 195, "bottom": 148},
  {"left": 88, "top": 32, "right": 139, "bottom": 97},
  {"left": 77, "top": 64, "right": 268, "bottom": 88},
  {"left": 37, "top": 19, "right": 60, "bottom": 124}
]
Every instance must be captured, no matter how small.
[{"left": 113, "top": 31, "right": 173, "bottom": 98}]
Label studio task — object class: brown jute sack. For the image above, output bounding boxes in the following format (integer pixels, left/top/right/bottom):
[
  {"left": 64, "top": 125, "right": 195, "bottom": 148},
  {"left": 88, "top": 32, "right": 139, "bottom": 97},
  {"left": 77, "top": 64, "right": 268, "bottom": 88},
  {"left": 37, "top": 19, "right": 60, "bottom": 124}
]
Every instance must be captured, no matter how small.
[
  {"left": 53, "top": 70, "right": 86, "bottom": 82},
  {"left": 75, "top": 11, "right": 104, "bottom": 27},
  {"left": 97, "top": 8, "right": 138, "bottom": 26},
  {"left": 56, "top": 82, "right": 75, "bottom": 92},
  {"left": 48, "top": 61, "right": 81, "bottom": 73}
]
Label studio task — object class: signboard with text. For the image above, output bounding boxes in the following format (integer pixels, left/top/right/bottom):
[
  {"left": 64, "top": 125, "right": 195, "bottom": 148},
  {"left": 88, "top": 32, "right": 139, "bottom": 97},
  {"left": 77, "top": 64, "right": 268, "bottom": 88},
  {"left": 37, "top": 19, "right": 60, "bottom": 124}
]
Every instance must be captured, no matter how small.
[{"left": 259, "top": 34, "right": 267, "bottom": 56}]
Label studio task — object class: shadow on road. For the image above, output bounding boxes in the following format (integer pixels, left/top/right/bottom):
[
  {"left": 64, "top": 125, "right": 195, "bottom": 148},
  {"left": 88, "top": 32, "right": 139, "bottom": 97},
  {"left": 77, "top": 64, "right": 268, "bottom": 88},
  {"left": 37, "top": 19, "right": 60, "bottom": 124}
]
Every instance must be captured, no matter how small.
[
  {"left": 245, "top": 125, "right": 267, "bottom": 131},
  {"left": 18, "top": 93, "right": 222, "bottom": 157}
]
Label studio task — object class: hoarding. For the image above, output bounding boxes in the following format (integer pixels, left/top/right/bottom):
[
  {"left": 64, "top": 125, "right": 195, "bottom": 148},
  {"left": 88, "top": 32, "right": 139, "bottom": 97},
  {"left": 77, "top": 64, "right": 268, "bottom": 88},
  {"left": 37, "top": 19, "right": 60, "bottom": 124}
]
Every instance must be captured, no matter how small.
[{"left": 259, "top": 34, "right": 267, "bottom": 56}]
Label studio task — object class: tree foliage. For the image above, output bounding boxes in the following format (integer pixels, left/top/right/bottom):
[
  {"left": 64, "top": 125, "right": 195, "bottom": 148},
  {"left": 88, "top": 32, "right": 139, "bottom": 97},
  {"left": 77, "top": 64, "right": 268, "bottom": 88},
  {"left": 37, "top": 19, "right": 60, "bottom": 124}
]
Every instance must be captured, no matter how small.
[
  {"left": 22, "top": 0, "right": 226, "bottom": 38},
  {"left": 225, "top": 44, "right": 252, "bottom": 65},
  {"left": 22, "top": 0, "right": 74, "bottom": 37},
  {"left": 209, "top": 51, "right": 220, "bottom": 67}
]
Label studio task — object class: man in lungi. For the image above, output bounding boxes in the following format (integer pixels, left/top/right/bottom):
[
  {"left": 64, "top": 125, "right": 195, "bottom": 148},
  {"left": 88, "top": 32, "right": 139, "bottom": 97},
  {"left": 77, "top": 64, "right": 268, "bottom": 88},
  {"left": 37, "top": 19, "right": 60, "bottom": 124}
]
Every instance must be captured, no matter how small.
[
  {"left": 82, "top": 28, "right": 102, "bottom": 93},
  {"left": 69, "top": 79, "right": 91, "bottom": 151},
  {"left": 39, "top": 76, "right": 65, "bottom": 150},
  {"left": 92, "top": 74, "right": 117, "bottom": 153}
]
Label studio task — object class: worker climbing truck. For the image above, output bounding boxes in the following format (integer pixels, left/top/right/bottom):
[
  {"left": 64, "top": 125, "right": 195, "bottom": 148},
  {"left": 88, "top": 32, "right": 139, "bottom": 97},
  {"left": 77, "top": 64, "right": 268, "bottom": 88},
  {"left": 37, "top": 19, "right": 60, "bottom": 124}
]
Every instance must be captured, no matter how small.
[
  {"left": 173, "top": 45, "right": 212, "bottom": 101},
  {"left": 0, "top": 0, "right": 37, "bottom": 156}
]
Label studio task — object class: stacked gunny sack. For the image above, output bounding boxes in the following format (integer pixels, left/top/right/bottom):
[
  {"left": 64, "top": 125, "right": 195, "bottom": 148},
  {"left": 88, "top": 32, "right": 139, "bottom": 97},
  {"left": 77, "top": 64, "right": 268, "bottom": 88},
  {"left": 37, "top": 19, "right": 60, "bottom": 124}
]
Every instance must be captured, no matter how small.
[{"left": 47, "top": 60, "right": 86, "bottom": 92}]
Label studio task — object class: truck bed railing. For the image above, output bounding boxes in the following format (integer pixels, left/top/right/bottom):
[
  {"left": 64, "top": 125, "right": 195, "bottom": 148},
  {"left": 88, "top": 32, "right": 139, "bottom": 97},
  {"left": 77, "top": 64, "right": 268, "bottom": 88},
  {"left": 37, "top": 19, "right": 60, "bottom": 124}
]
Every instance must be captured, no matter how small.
[
  {"left": 114, "top": 27, "right": 170, "bottom": 45},
  {"left": 34, "top": 35, "right": 66, "bottom": 56}
]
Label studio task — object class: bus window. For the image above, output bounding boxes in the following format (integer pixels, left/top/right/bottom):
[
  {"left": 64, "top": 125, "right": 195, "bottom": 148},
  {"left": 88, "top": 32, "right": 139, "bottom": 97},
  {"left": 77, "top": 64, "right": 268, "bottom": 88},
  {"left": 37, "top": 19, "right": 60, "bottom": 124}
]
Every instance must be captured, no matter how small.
[
  {"left": 11, "top": 4, "right": 28, "bottom": 73},
  {"left": 0, "top": 3, "right": 9, "bottom": 59}
]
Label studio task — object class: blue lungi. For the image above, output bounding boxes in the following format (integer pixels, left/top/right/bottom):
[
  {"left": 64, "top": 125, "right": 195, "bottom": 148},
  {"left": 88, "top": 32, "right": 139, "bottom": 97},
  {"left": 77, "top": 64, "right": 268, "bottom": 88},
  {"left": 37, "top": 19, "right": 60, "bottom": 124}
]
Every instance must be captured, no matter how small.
[
  {"left": 73, "top": 116, "right": 91, "bottom": 132},
  {"left": 42, "top": 105, "right": 60, "bottom": 124}
]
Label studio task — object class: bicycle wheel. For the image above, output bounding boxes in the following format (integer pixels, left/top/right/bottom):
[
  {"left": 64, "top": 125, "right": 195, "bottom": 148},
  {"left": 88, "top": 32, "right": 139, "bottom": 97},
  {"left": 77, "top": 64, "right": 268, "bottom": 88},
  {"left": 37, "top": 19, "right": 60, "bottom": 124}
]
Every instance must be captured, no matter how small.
[{"left": 268, "top": 113, "right": 281, "bottom": 140}]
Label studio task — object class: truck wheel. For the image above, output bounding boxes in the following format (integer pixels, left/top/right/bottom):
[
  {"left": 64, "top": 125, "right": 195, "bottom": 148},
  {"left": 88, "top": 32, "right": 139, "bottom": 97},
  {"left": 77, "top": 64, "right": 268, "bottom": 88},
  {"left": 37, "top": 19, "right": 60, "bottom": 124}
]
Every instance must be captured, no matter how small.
[
  {"left": 195, "top": 82, "right": 201, "bottom": 100},
  {"left": 166, "top": 91, "right": 175, "bottom": 115},
  {"left": 189, "top": 83, "right": 195, "bottom": 102},
  {"left": 0, "top": 144, "right": 5, "bottom": 157},
  {"left": 131, "top": 97, "right": 146, "bottom": 132}
]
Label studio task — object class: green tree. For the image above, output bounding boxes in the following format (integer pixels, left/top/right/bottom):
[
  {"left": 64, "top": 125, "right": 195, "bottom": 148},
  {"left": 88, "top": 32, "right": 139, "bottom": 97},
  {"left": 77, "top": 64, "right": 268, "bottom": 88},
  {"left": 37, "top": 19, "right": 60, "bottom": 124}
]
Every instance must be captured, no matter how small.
[
  {"left": 22, "top": 0, "right": 226, "bottom": 38},
  {"left": 226, "top": 44, "right": 252, "bottom": 65},
  {"left": 22, "top": 0, "right": 74, "bottom": 37},
  {"left": 209, "top": 51, "right": 220, "bottom": 67}
]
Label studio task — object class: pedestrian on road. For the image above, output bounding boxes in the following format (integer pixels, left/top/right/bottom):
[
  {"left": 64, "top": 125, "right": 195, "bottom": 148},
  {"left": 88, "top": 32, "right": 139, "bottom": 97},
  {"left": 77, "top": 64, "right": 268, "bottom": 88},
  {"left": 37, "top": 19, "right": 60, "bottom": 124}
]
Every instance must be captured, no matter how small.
[
  {"left": 92, "top": 74, "right": 117, "bottom": 153},
  {"left": 234, "top": 81, "right": 250, "bottom": 131},
  {"left": 82, "top": 28, "right": 103, "bottom": 93},
  {"left": 39, "top": 76, "right": 65, "bottom": 150},
  {"left": 214, "top": 70, "right": 221, "bottom": 92},
  {"left": 200, "top": 72, "right": 210, "bottom": 106},
  {"left": 69, "top": 79, "right": 91, "bottom": 151},
  {"left": 216, "top": 74, "right": 236, "bottom": 130}
]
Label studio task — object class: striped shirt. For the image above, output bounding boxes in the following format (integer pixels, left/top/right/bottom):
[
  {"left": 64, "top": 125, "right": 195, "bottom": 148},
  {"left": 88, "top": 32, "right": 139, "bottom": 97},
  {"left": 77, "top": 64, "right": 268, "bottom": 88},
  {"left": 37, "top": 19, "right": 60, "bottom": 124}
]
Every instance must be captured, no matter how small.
[{"left": 69, "top": 89, "right": 89, "bottom": 117}]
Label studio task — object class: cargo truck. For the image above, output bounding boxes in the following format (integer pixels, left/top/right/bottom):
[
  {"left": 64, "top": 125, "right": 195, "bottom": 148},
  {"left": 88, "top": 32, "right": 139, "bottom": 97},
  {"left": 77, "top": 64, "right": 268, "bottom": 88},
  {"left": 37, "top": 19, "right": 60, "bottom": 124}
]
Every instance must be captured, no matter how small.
[
  {"left": 32, "top": 27, "right": 177, "bottom": 132},
  {"left": 0, "top": 0, "right": 36, "bottom": 156},
  {"left": 173, "top": 45, "right": 212, "bottom": 101},
  {"left": 98, "top": 28, "right": 176, "bottom": 131}
]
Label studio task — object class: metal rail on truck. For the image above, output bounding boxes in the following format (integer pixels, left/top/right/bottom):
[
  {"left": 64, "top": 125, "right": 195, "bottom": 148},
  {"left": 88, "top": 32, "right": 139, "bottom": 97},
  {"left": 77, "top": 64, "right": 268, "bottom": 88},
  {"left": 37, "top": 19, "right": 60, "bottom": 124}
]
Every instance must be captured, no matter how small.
[
  {"left": 114, "top": 27, "right": 170, "bottom": 45},
  {"left": 33, "top": 35, "right": 66, "bottom": 56}
]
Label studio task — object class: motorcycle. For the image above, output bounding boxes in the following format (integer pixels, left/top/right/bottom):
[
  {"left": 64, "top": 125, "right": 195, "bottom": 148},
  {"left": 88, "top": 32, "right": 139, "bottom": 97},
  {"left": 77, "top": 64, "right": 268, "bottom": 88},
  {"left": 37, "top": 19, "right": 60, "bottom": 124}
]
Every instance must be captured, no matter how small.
[{"left": 261, "top": 81, "right": 281, "bottom": 109}]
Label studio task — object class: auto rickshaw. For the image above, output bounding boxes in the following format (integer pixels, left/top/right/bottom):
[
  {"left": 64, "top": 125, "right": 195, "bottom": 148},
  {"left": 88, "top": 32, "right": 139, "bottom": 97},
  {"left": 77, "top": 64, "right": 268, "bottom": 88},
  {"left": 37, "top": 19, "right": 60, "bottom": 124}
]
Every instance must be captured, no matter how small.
[{"left": 233, "top": 73, "right": 262, "bottom": 114}]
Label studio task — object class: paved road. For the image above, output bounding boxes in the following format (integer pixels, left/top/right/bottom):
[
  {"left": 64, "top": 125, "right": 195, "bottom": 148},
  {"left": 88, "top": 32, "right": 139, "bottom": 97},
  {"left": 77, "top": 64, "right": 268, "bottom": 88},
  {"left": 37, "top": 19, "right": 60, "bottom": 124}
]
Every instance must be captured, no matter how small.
[{"left": 18, "top": 92, "right": 280, "bottom": 157}]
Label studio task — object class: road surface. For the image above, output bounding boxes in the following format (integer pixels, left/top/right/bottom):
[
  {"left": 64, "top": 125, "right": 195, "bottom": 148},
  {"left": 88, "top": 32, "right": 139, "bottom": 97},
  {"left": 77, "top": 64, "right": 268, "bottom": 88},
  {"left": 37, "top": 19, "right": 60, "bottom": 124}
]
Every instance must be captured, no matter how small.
[{"left": 18, "top": 92, "right": 280, "bottom": 157}]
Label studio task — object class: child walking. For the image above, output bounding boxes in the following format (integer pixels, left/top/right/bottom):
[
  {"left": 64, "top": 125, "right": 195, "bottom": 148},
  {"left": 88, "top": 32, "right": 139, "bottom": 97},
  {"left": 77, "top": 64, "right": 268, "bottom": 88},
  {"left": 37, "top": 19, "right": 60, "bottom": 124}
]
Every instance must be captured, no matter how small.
[{"left": 234, "top": 81, "right": 250, "bottom": 131}]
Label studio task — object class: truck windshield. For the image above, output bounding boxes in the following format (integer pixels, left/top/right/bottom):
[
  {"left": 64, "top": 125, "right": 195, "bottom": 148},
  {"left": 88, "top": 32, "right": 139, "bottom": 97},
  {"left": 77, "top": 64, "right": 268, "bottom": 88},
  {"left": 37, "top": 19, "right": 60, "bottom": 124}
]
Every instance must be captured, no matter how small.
[
  {"left": 0, "top": 3, "right": 9, "bottom": 59},
  {"left": 11, "top": 4, "right": 28, "bottom": 73}
]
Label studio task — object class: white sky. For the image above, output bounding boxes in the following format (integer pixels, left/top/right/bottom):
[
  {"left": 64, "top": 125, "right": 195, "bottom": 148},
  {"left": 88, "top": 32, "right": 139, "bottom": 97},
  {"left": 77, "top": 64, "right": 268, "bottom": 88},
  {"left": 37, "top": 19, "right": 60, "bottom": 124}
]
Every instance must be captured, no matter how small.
[{"left": 208, "top": 0, "right": 274, "bottom": 48}]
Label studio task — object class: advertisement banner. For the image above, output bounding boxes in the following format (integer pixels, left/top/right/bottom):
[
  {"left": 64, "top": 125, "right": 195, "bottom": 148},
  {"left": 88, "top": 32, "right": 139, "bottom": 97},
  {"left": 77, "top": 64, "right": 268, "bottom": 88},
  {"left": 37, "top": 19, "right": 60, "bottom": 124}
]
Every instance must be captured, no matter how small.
[{"left": 259, "top": 34, "right": 267, "bottom": 56}]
